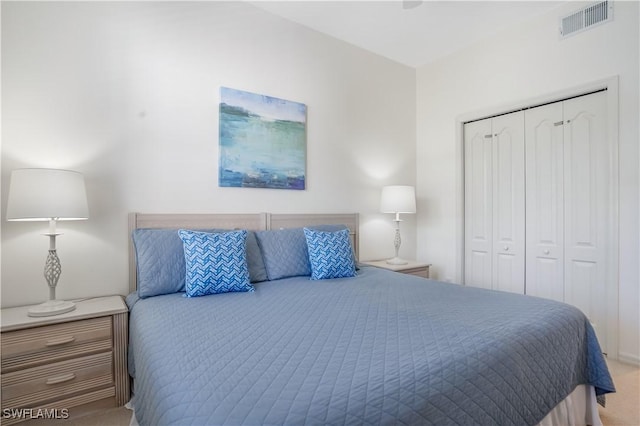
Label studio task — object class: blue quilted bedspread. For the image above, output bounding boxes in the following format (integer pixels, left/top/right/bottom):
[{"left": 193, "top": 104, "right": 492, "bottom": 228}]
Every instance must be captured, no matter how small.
[{"left": 127, "top": 266, "right": 614, "bottom": 425}]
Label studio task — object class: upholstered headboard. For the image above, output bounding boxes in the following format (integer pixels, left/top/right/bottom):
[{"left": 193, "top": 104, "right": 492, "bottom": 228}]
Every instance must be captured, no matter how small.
[{"left": 128, "top": 212, "right": 359, "bottom": 293}]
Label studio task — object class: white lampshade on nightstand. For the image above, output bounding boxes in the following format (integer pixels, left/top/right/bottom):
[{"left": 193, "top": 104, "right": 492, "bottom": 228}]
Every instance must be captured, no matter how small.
[
  {"left": 6, "top": 168, "right": 89, "bottom": 317},
  {"left": 380, "top": 185, "right": 416, "bottom": 265}
]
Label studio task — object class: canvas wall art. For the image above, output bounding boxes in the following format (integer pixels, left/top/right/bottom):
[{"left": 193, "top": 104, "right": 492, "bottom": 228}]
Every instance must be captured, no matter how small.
[{"left": 219, "top": 87, "right": 307, "bottom": 190}]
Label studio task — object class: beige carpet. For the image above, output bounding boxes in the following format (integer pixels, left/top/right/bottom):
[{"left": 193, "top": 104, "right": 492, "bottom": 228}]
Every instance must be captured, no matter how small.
[
  {"left": 600, "top": 359, "right": 640, "bottom": 426},
  {"left": 58, "top": 406, "right": 132, "bottom": 426},
  {"left": 72, "top": 359, "right": 639, "bottom": 426}
]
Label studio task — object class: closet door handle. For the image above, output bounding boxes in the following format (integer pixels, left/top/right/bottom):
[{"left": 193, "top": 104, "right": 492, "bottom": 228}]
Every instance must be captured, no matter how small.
[
  {"left": 504, "top": 246, "right": 509, "bottom": 251},
  {"left": 543, "top": 249, "right": 550, "bottom": 255}
]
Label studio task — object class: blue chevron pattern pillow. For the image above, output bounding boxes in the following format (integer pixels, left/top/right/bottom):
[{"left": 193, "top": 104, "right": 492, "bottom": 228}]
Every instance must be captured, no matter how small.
[
  {"left": 178, "top": 229, "right": 254, "bottom": 297},
  {"left": 303, "top": 228, "right": 357, "bottom": 280}
]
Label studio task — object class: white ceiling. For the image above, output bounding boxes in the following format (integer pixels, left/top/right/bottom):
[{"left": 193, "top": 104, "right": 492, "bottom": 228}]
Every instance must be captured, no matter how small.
[{"left": 252, "top": 1, "right": 567, "bottom": 68}]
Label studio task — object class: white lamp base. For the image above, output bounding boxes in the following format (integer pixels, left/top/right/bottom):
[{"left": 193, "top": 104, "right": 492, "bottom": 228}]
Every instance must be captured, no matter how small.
[
  {"left": 28, "top": 300, "right": 76, "bottom": 317},
  {"left": 386, "top": 257, "right": 409, "bottom": 265}
]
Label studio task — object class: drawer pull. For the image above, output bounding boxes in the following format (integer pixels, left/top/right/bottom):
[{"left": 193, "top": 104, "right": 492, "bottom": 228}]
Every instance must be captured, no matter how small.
[
  {"left": 45, "top": 373, "right": 76, "bottom": 385},
  {"left": 45, "top": 336, "right": 76, "bottom": 346}
]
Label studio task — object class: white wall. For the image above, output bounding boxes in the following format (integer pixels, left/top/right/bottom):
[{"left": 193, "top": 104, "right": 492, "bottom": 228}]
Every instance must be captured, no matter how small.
[
  {"left": 1, "top": 2, "right": 417, "bottom": 307},
  {"left": 416, "top": 1, "right": 639, "bottom": 363}
]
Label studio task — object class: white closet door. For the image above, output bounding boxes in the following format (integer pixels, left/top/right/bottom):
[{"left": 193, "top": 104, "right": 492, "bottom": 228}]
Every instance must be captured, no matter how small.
[
  {"left": 563, "top": 91, "right": 608, "bottom": 346},
  {"left": 465, "top": 91, "right": 612, "bottom": 352},
  {"left": 525, "top": 102, "right": 565, "bottom": 302},
  {"left": 464, "top": 118, "right": 493, "bottom": 289},
  {"left": 492, "top": 112, "right": 525, "bottom": 294}
]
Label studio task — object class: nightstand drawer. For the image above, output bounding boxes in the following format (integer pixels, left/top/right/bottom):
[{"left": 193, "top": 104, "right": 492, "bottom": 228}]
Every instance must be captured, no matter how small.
[
  {"left": 403, "top": 267, "right": 430, "bottom": 279},
  {"left": 1, "top": 317, "right": 112, "bottom": 372},
  {"left": 1, "top": 351, "right": 113, "bottom": 408}
]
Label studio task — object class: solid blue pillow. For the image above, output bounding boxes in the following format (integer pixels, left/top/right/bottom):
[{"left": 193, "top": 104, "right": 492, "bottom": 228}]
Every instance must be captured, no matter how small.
[
  {"left": 132, "top": 228, "right": 189, "bottom": 298},
  {"left": 303, "top": 228, "right": 357, "bottom": 280},
  {"left": 255, "top": 228, "right": 311, "bottom": 280},
  {"left": 244, "top": 231, "right": 269, "bottom": 283},
  {"left": 178, "top": 229, "right": 254, "bottom": 297}
]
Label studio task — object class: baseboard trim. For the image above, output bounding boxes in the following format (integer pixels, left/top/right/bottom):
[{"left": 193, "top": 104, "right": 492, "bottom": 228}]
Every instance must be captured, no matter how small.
[{"left": 617, "top": 352, "right": 640, "bottom": 366}]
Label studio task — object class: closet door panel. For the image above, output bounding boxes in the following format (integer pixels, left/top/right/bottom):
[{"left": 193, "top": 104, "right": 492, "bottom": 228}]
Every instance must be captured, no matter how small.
[
  {"left": 563, "top": 91, "right": 608, "bottom": 348},
  {"left": 525, "top": 103, "right": 564, "bottom": 302},
  {"left": 464, "top": 118, "right": 493, "bottom": 289},
  {"left": 492, "top": 111, "right": 525, "bottom": 294}
]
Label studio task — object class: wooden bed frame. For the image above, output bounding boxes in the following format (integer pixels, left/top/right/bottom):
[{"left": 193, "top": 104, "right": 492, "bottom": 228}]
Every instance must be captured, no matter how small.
[{"left": 128, "top": 212, "right": 359, "bottom": 293}]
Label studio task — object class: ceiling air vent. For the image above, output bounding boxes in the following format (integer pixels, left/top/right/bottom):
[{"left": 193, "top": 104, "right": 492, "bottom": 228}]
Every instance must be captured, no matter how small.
[{"left": 560, "top": 0, "right": 613, "bottom": 39}]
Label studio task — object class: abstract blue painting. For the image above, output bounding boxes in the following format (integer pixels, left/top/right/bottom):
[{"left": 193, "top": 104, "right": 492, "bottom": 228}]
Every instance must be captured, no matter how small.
[{"left": 219, "top": 87, "right": 307, "bottom": 190}]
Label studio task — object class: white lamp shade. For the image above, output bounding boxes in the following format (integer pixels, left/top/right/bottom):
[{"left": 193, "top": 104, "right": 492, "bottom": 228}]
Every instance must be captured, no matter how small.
[
  {"left": 6, "top": 168, "right": 89, "bottom": 221},
  {"left": 380, "top": 185, "right": 416, "bottom": 214}
]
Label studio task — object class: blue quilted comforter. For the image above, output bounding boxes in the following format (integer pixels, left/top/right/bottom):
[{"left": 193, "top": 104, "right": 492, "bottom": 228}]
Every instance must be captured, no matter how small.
[{"left": 127, "top": 266, "right": 614, "bottom": 425}]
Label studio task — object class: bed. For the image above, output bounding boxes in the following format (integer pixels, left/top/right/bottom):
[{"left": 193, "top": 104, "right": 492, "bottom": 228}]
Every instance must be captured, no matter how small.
[{"left": 126, "top": 212, "right": 614, "bottom": 426}]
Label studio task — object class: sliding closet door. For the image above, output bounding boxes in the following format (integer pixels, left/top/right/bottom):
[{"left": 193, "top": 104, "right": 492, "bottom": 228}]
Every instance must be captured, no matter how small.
[
  {"left": 492, "top": 112, "right": 525, "bottom": 294},
  {"left": 563, "top": 91, "right": 608, "bottom": 344},
  {"left": 464, "top": 118, "right": 493, "bottom": 289},
  {"left": 524, "top": 102, "right": 565, "bottom": 302}
]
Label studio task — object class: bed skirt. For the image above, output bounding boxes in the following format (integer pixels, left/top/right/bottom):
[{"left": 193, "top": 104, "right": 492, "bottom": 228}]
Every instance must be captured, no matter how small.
[{"left": 538, "top": 385, "right": 601, "bottom": 426}]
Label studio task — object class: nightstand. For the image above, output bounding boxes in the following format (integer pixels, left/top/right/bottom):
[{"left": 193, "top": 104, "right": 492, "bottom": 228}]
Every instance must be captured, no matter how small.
[
  {"left": 361, "top": 259, "right": 431, "bottom": 279},
  {"left": 1, "top": 296, "right": 129, "bottom": 424}
]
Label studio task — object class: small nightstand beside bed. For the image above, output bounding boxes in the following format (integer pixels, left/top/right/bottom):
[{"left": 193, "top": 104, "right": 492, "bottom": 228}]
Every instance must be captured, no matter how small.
[
  {"left": 126, "top": 212, "right": 614, "bottom": 426},
  {"left": 0, "top": 296, "right": 129, "bottom": 425}
]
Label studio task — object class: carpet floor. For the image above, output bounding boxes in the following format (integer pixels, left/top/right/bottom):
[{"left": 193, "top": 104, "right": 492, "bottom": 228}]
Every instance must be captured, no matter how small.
[{"left": 599, "top": 359, "right": 640, "bottom": 426}]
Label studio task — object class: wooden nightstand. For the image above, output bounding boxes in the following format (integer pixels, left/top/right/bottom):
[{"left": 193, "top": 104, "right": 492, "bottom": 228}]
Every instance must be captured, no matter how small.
[
  {"left": 1, "top": 296, "right": 129, "bottom": 424},
  {"left": 361, "top": 260, "right": 431, "bottom": 279}
]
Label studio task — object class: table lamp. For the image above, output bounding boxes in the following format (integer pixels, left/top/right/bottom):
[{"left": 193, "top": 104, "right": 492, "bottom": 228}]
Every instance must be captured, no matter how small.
[
  {"left": 380, "top": 185, "right": 416, "bottom": 265},
  {"left": 6, "top": 168, "right": 89, "bottom": 317}
]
